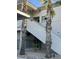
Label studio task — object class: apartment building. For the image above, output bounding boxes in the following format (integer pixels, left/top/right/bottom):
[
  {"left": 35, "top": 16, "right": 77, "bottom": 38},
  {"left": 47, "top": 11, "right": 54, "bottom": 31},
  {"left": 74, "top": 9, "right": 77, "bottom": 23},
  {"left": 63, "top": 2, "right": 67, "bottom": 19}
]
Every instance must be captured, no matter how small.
[{"left": 17, "top": 0, "right": 61, "bottom": 59}]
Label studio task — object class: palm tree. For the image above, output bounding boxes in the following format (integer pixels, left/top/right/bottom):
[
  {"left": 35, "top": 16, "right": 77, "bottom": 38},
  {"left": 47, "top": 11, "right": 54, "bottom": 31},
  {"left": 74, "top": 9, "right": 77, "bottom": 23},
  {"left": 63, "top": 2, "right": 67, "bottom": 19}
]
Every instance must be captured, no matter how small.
[
  {"left": 46, "top": 0, "right": 53, "bottom": 58},
  {"left": 20, "top": 19, "right": 26, "bottom": 55},
  {"left": 18, "top": 0, "right": 36, "bottom": 55},
  {"left": 19, "top": 0, "right": 27, "bottom": 55},
  {"left": 39, "top": 0, "right": 54, "bottom": 58}
]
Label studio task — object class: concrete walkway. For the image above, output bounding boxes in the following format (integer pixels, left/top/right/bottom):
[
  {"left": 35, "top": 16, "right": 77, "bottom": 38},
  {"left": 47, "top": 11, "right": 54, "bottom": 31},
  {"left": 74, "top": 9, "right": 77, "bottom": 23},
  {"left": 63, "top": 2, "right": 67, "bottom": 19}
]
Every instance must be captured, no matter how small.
[{"left": 17, "top": 51, "right": 61, "bottom": 59}]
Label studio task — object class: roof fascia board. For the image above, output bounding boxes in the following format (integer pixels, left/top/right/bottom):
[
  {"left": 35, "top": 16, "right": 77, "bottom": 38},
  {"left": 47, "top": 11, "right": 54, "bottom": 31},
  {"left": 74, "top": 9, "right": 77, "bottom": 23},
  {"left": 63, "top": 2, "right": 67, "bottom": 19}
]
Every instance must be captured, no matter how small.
[{"left": 17, "top": 10, "right": 30, "bottom": 18}]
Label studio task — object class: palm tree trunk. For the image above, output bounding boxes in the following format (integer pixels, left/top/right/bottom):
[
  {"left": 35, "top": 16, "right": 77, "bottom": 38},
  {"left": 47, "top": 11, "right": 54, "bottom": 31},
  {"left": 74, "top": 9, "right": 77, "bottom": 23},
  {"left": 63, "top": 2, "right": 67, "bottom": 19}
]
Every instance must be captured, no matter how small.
[
  {"left": 19, "top": 0, "right": 27, "bottom": 55},
  {"left": 45, "top": 0, "right": 53, "bottom": 58},
  {"left": 20, "top": 19, "right": 26, "bottom": 55}
]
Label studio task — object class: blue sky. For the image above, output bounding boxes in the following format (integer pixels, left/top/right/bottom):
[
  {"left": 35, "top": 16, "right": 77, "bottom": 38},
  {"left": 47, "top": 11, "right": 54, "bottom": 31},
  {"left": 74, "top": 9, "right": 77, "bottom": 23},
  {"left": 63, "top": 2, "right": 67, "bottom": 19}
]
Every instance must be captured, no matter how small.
[
  {"left": 28, "top": 0, "right": 42, "bottom": 7},
  {"left": 28, "top": 0, "right": 59, "bottom": 8}
]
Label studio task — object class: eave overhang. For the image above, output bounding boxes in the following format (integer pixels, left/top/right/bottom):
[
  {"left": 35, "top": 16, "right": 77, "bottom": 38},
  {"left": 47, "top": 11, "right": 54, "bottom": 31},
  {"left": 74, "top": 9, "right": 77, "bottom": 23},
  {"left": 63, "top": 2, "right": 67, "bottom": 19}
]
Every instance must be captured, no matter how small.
[{"left": 17, "top": 10, "right": 30, "bottom": 18}]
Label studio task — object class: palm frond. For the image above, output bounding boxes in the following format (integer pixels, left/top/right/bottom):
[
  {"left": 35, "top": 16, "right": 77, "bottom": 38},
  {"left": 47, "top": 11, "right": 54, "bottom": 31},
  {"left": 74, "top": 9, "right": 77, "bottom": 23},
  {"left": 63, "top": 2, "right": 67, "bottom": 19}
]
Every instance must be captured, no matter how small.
[{"left": 39, "top": 0, "right": 48, "bottom": 4}]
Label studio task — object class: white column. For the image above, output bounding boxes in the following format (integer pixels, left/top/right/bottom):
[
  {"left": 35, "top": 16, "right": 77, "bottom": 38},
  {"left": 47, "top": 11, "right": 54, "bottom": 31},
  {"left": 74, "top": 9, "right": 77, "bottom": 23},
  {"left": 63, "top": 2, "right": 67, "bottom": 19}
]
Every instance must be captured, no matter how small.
[{"left": 39, "top": 16, "right": 42, "bottom": 23}]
